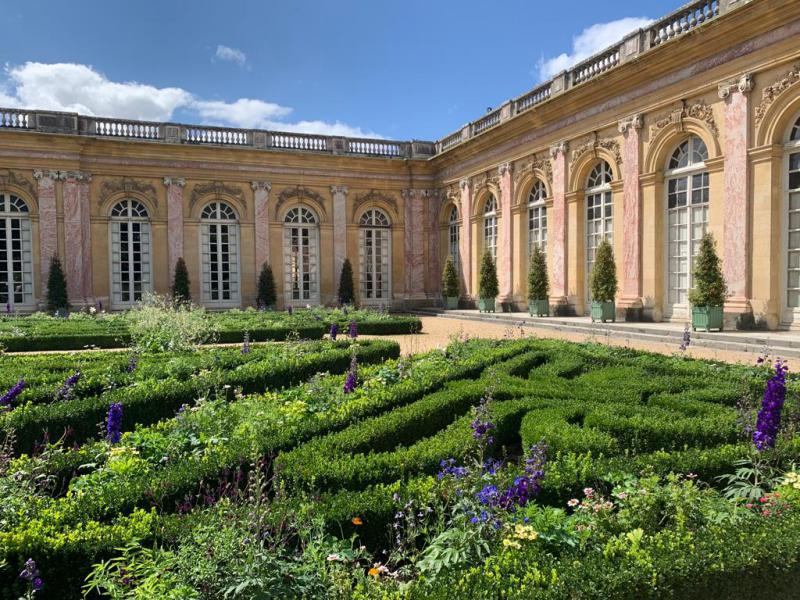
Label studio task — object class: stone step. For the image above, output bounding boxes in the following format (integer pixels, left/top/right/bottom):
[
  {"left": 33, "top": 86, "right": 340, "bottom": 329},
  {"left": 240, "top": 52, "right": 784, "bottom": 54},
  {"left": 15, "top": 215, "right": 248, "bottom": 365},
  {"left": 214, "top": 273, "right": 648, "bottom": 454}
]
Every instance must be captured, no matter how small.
[{"left": 411, "top": 309, "right": 800, "bottom": 358}]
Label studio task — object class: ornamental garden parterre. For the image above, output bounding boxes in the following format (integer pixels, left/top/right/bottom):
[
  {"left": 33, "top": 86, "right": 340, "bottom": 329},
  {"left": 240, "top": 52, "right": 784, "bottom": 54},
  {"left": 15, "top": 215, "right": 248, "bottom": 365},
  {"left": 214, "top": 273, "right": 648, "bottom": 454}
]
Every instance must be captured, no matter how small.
[{"left": 0, "top": 309, "right": 798, "bottom": 598}]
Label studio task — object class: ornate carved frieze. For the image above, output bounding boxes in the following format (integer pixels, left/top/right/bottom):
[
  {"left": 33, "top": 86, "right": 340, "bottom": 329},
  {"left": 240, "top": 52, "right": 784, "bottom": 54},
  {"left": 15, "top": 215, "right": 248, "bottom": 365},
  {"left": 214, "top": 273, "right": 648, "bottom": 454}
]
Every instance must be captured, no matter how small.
[
  {"left": 0, "top": 171, "right": 37, "bottom": 198},
  {"left": 99, "top": 177, "right": 158, "bottom": 205},
  {"left": 274, "top": 185, "right": 327, "bottom": 220},
  {"left": 755, "top": 65, "right": 800, "bottom": 126},
  {"left": 471, "top": 169, "right": 498, "bottom": 192},
  {"left": 351, "top": 189, "right": 397, "bottom": 221},
  {"left": 570, "top": 137, "right": 622, "bottom": 168},
  {"left": 513, "top": 154, "right": 553, "bottom": 188},
  {"left": 650, "top": 100, "right": 718, "bottom": 139},
  {"left": 617, "top": 114, "right": 643, "bottom": 134},
  {"left": 59, "top": 170, "right": 92, "bottom": 182},
  {"left": 718, "top": 74, "right": 754, "bottom": 99},
  {"left": 189, "top": 181, "right": 244, "bottom": 212}
]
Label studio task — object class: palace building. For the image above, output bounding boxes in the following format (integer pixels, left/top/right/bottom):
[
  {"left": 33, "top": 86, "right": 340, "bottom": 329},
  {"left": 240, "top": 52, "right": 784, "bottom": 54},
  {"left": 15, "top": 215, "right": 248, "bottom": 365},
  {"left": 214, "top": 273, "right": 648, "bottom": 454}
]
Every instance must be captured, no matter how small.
[{"left": 0, "top": 0, "right": 799, "bottom": 328}]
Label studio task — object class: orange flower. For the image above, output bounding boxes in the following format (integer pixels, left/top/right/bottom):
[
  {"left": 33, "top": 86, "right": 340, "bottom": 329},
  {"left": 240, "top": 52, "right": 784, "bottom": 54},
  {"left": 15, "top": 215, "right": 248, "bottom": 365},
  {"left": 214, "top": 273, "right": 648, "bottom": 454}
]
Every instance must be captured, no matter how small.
[
  {"left": 368, "top": 567, "right": 380, "bottom": 578},
  {"left": 351, "top": 517, "right": 363, "bottom": 526}
]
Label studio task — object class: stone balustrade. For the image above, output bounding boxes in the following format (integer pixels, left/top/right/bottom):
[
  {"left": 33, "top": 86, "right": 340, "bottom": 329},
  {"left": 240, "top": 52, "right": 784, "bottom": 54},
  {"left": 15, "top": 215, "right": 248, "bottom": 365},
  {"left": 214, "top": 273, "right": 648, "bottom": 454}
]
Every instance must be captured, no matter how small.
[
  {"left": 94, "top": 118, "right": 160, "bottom": 140},
  {"left": 570, "top": 46, "right": 620, "bottom": 85},
  {"left": 0, "top": 109, "right": 31, "bottom": 129},
  {"left": 649, "top": 0, "right": 720, "bottom": 47},
  {"left": 514, "top": 82, "right": 552, "bottom": 114},
  {"left": 472, "top": 109, "right": 501, "bottom": 136},
  {"left": 271, "top": 132, "right": 328, "bottom": 151}
]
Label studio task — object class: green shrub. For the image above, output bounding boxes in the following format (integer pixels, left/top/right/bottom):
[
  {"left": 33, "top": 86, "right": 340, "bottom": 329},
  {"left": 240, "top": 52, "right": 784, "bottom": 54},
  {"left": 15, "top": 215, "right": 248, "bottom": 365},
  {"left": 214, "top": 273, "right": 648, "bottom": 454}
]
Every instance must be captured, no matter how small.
[
  {"left": 442, "top": 255, "right": 459, "bottom": 298},
  {"left": 688, "top": 232, "right": 727, "bottom": 307},
  {"left": 590, "top": 239, "right": 617, "bottom": 302},
  {"left": 478, "top": 250, "right": 498, "bottom": 299},
  {"left": 171, "top": 257, "right": 191, "bottom": 303},
  {"left": 124, "top": 293, "right": 214, "bottom": 353},
  {"left": 528, "top": 244, "right": 549, "bottom": 300},
  {"left": 45, "top": 255, "right": 68, "bottom": 312},
  {"left": 256, "top": 262, "right": 277, "bottom": 308},
  {"left": 338, "top": 258, "right": 355, "bottom": 305}
]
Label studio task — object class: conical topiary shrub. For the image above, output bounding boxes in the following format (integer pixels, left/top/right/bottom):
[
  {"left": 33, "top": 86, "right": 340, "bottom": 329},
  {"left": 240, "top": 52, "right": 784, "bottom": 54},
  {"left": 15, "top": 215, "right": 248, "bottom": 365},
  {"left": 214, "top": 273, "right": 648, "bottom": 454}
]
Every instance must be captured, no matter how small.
[
  {"left": 171, "top": 257, "right": 191, "bottom": 304},
  {"left": 688, "top": 232, "right": 727, "bottom": 332},
  {"left": 528, "top": 245, "right": 549, "bottom": 316},
  {"left": 338, "top": 258, "right": 355, "bottom": 306},
  {"left": 478, "top": 250, "right": 499, "bottom": 313},
  {"left": 590, "top": 239, "right": 617, "bottom": 323},
  {"left": 441, "top": 255, "right": 459, "bottom": 309},
  {"left": 46, "top": 255, "right": 69, "bottom": 313},
  {"left": 256, "top": 262, "right": 277, "bottom": 309}
]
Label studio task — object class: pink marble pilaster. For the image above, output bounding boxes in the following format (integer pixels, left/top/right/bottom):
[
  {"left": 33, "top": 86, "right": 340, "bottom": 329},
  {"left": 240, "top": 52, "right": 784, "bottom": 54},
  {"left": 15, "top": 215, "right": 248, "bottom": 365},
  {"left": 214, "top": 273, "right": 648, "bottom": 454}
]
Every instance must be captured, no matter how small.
[
  {"left": 62, "top": 171, "right": 92, "bottom": 303},
  {"left": 459, "top": 179, "right": 472, "bottom": 298},
  {"left": 163, "top": 177, "right": 186, "bottom": 274},
  {"left": 719, "top": 75, "right": 752, "bottom": 312},
  {"left": 549, "top": 143, "right": 568, "bottom": 303},
  {"left": 498, "top": 163, "right": 514, "bottom": 302},
  {"left": 425, "top": 190, "right": 442, "bottom": 296},
  {"left": 33, "top": 170, "right": 58, "bottom": 296},
  {"left": 403, "top": 189, "right": 426, "bottom": 299},
  {"left": 331, "top": 186, "right": 348, "bottom": 282},
  {"left": 618, "top": 115, "right": 643, "bottom": 307},
  {"left": 252, "top": 181, "right": 271, "bottom": 270}
]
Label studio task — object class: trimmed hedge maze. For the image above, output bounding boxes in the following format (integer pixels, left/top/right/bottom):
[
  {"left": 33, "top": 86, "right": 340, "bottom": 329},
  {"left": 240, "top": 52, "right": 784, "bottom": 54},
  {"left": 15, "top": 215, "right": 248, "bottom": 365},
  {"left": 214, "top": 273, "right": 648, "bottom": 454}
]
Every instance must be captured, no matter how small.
[
  {"left": 0, "top": 308, "right": 422, "bottom": 351},
  {"left": 1, "top": 338, "right": 799, "bottom": 598}
]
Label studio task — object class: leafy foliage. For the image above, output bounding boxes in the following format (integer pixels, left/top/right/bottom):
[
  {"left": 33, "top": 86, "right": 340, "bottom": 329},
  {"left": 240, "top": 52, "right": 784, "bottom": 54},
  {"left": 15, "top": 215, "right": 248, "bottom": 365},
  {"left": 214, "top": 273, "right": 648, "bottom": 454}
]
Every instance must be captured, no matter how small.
[
  {"left": 590, "top": 239, "right": 617, "bottom": 302},
  {"left": 124, "top": 293, "right": 214, "bottom": 353},
  {"left": 338, "top": 259, "right": 356, "bottom": 305},
  {"left": 528, "top": 245, "right": 549, "bottom": 301},
  {"left": 45, "top": 256, "right": 68, "bottom": 312},
  {"left": 442, "top": 256, "right": 459, "bottom": 299},
  {"left": 689, "top": 232, "right": 727, "bottom": 307},
  {"left": 256, "top": 262, "right": 277, "bottom": 308},
  {"left": 171, "top": 257, "right": 191, "bottom": 304},
  {"left": 478, "top": 250, "right": 499, "bottom": 299}
]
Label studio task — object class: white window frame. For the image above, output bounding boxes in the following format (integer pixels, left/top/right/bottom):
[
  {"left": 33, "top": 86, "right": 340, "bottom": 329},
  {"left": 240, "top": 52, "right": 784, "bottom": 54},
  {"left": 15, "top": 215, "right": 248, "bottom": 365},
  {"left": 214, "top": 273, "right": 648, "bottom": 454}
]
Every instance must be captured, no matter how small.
[
  {"left": 585, "top": 161, "right": 613, "bottom": 308},
  {"left": 483, "top": 195, "right": 497, "bottom": 261},
  {"left": 0, "top": 193, "right": 33, "bottom": 310},
  {"left": 782, "top": 113, "right": 800, "bottom": 325},
  {"left": 359, "top": 208, "right": 392, "bottom": 304},
  {"left": 283, "top": 205, "right": 320, "bottom": 306},
  {"left": 663, "top": 136, "right": 710, "bottom": 319},
  {"left": 199, "top": 201, "right": 241, "bottom": 308},
  {"left": 528, "top": 180, "right": 548, "bottom": 258},
  {"left": 109, "top": 199, "right": 152, "bottom": 309},
  {"left": 448, "top": 206, "right": 460, "bottom": 274}
]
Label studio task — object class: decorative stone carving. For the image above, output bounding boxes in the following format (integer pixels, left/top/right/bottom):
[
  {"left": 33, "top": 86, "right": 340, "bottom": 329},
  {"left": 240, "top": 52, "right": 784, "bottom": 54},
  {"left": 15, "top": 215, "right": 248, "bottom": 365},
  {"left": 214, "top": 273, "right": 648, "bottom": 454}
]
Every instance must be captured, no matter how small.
[
  {"left": 275, "top": 185, "right": 327, "bottom": 220},
  {"left": 513, "top": 154, "right": 553, "bottom": 190},
  {"left": 351, "top": 189, "right": 397, "bottom": 222},
  {"left": 755, "top": 64, "right": 800, "bottom": 125},
  {"left": 549, "top": 141, "right": 568, "bottom": 159},
  {"left": 251, "top": 181, "right": 271, "bottom": 191},
  {"left": 59, "top": 170, "right": 92, "bottom": 182},
  {"left": 459, "top": 178, "right": 470, "bottom": 191},
  {"left": 0, "top": 171, "right": 37, "bottom": 198},
  {"left": 617, "top": 114, "right": 643, "bottom": 134},
  {"left": 99, "top": 177, "right": 158, "bottom": 206},
  {"left": 570, "top": 137, "right": 622, "bottom": 168},
  {"left": 650, "top": 100, "right": 718, "bottom": 138},
  {"left": 718, "top": 74, "right": 754, "bottom": 99},
  {"left": 163, "top": 177, "right": 186, "bottom": 187},
  {"left": 190, "top": 181, "right": 244, "bottom": 207},
  {"left": 471, "top": 169, "right": 499, "bottom": 193},
  {"left": 498, "top": 162, "right": 512, "bottom": 176}
]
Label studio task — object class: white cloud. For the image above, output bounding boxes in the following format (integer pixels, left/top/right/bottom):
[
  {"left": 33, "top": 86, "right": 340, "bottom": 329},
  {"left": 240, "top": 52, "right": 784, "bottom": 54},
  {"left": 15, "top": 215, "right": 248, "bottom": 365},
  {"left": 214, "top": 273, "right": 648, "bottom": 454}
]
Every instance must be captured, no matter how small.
[
  {"left": 536, "top": 17, "right": 653, "bottom": 82},
  {"left": 214, "top": 45, "right": 248, "bottom": 68},
  {"left": 0, "top": 62, "right": 380, "bottom": 137}
]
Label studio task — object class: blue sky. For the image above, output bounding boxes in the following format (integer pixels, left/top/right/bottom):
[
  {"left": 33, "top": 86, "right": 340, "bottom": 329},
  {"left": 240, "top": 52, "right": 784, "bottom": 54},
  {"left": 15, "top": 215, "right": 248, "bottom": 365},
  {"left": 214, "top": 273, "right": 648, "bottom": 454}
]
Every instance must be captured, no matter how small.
[{"left": 0, "top": 0, "right": 679, "bottom": 140}]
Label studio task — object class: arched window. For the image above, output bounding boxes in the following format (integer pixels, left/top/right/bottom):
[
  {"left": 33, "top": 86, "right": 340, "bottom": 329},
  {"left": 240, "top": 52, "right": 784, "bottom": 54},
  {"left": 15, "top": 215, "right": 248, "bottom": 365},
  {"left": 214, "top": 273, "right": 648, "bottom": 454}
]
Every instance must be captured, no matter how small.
[
  {"left": 483, "top": 195, "right": 497, "bottom": 261},
  {"left": 785, "top": 116, "right": 800, "bottom": 319},
  {"left": 283, "top": 206, "right": 319, "bottom": 305},
  {"left": 0, "top": 194, "right": 33, "bottom": 308},
  {"left": 359, "top": 208, "right": 391, "bottom": 302},
  {"left": 585, "top": 161, "right": 613, "bottom": 304},
  {"left": 528, "top": 180, "right": 548, "bottom": 257},
  {"left": 200, "top": 201, "right": 240, "bottom": 306},
  {"left": 109, "top": 199, "right": 151, "bottom": 307},
  {"left": 665, "top": 136, "right": 709, "bottom": 315},
  {"left": 448, "top": 206, "right": 460, "bottom": 273}
]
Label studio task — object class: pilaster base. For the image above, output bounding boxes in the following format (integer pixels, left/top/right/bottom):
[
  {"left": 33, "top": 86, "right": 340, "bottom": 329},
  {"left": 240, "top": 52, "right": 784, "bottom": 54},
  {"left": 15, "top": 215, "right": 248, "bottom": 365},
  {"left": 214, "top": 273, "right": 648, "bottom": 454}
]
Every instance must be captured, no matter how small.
[{"left": 617, "top": 296, "right": 644, "bottom": 322}]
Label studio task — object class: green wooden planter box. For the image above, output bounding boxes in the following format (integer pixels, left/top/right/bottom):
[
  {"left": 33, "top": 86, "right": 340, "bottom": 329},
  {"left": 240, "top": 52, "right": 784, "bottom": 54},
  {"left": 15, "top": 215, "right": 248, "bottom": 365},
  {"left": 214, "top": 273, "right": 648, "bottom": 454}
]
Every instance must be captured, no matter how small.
[
  {"left": 692, "top": 305, "right": 723, "bottom": 332},
  {"left": 478, "top": 297, "right": 496, "bottom": 313},
  {"left": 591, "top": 300, "right": 615, "bottom": 323},
  {"left": 444, "top": 296, "right": 459, "bottom": 310},
  {"left": 529, "top": 299, "right": 549, "bottom": 317}
]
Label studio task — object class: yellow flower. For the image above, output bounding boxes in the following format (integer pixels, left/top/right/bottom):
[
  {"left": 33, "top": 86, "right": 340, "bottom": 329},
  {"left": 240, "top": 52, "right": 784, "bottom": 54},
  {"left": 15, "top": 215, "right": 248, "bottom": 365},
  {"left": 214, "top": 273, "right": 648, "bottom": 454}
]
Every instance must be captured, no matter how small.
[
  {"left": 368, "top": 567, "right": 380, "bottom": 577},
  {"left": 351, "top": 517, "right": 363, "bottom": 526},
  {"left": 503, "top": 538, "right": 522, "bottom": 549},
  {"left": 513, "top": 524, "right": 539, "bottom": 540}
]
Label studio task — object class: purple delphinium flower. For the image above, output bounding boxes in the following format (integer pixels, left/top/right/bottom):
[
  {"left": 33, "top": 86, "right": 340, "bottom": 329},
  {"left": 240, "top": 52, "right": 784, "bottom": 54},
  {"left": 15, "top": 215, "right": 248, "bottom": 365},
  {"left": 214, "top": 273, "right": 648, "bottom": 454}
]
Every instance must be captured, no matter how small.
[
  {"left": 471, "top": 395, "right": 495, "bottom": 447},
  {"left": 287, "top": 305, "right": 293, "bottom": 315},
  {"left": 20, "top": 558, "right": 42, "bottom": 592},
  {"left": 106, "top": 403, "right": 123, "bottom": 444},
  {"left": 498, "top": 441, "right": 548, "bottom": 510},
  {"left": 126, "top": 353, "right": 138, "bottom": 373},
  {"left": 343, "top": 354, "right": 358, "bottom": 394},
  {"left": 97, "top": 300, "right": 103, "bottom": 312},
  {"left": 437, "top": 458, "right": 469, "bottom": 480},
  {"left": 348, "top": 321, "right": 358, "bottom": 339},
  {"left": 330, "top": 323, "right": 339, "bottom": 341},
  {"left": 0, "top": 379, "right": 25, "bottom": 408},
  {"left": 241, "top": 331, "right": 251, "bottom": 355},
  {"left": 753, "top": 360, "right": 788, "bottom": 452},
  {"left": 679, "top": 323, "right": 691, "bottom": 352},
  {"left": 56, "top": 372, "right": 81, "bottom": 402}
]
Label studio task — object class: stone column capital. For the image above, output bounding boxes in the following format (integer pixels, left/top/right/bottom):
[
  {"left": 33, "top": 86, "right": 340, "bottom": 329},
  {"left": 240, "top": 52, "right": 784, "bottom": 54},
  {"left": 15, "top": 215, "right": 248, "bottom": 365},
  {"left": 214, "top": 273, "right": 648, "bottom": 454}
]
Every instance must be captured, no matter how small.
[
  {"left": 33, "top": 169, "right": 60, "bottom": 181},
  {"left": 549, "top": 141, "right": 569, "bottom": 159},
  {"left": 617, "top": 114, "right": 643, "bottom": 134},
  {"left": 330, "top": 185, "right": 348, "bottom": 195},
  {"left": 60, "top": 170, "right": 91, "bottom": 182},
  {"left": 459, "top": 178, "right": 470, "bottom": 191},
  {"left": 498, "top": 162, "right": 513, "bottom": 176},
  {"left": 250, "top": 180, "right": 271, "bottom": 192},
  {"left": 163, "top": 177, "right": 186, "bottom": 187},
  {"left": 718, "top": 73, "right": 754, "bottom": 99}
]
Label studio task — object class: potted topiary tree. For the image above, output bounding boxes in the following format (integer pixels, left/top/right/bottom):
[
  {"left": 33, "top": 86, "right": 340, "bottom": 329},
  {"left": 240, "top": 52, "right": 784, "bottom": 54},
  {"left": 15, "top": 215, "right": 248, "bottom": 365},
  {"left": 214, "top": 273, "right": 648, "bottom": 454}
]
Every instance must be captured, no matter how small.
[
  {"left": 256, "top": 262, "right": 277, "bottom": 310},
  {"left": 171, "top": 257, "right": 191, "bottom": 304},
  {"left": 478, "top": 249, "right": 499, "bottom": 313},
  {"left": 441, "top": 255, "right": 459, "bottom": 309},
  {"left": 590, "top": 239, "right": 617, "bottom": 323},
  {"left": 528, "top": 245, "right": 549, "bottom": 317},
  {"left": 688, "top": 232, "right": 727, "bottom": 332},
  {"left": 46, "top": 255, "right": 69, "bottom": 315},
  {"left": 338, "top": 258, "right": 355, "bottom": 306}
]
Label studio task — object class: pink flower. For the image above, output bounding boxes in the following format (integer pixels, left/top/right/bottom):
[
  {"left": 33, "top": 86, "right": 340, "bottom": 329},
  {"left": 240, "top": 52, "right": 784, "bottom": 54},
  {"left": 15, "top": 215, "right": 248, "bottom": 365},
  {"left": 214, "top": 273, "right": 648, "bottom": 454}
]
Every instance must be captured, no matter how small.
[
  {"left": 567, "top": 498, "right": 579, "bottom": 507},
  {"left": 615, "top": 492, "right": 628, "bottom": 500},
  {"left": 583, "top": 487, "right": 594, "bottom": 498}
]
